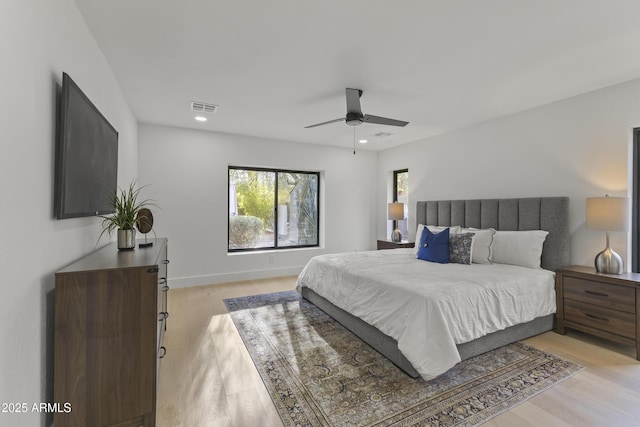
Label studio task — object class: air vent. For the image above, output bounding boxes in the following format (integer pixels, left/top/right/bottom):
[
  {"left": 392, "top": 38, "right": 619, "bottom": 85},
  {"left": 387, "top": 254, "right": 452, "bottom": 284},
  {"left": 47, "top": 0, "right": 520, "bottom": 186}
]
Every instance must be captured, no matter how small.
[
  {"left": 374, "top": 131, "right": 393, "bottom": 138},
  {"left": 190, "top": 101, "right": 218, "bottom": 114}
]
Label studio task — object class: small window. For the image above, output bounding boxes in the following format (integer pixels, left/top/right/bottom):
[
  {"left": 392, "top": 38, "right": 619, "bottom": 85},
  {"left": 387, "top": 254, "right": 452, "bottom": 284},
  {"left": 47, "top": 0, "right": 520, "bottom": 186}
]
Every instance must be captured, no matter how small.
[
  {"left": 393, "top": 169, "right": 408, "bottom": 240},
  {"left": 229, "top": 167, "right": 320, "bottom": 251}
]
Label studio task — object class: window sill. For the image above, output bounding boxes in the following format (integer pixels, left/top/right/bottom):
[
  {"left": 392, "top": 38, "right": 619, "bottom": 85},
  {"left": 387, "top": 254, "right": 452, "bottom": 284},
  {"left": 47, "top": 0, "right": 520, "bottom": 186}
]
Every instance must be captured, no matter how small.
[{"left": 227, "top": 246, "right": 323, "bottom": 256}]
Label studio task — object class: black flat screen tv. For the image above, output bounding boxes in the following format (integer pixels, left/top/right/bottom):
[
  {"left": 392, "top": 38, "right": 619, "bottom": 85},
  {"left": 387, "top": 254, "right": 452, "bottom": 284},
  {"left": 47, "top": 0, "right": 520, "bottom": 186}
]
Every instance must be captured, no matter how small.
[{"left": 55, "top": 72, "right": 118, "bottom": 219}]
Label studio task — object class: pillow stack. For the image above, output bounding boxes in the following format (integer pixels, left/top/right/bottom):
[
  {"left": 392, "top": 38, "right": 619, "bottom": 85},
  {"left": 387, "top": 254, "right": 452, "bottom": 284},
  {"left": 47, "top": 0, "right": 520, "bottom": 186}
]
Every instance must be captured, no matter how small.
[
  {"left": 414, "top": 224, "right": 549, "bottom": 269},
  {"left": 416, "top": 227, "right": 475, "bottom": 265}
]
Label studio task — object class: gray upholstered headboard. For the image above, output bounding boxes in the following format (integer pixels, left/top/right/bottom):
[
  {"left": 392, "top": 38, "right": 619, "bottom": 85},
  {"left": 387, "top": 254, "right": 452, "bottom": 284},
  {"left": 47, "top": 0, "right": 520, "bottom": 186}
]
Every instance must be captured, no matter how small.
[{"left": 416, "top": 197, "right": 570, "bottom": 272}]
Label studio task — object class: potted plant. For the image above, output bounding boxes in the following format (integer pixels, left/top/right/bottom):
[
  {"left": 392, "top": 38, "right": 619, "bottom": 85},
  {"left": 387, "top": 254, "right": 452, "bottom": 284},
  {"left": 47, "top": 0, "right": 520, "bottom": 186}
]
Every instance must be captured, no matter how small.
[{"left": 99, "top": 181, "right": 156, "bottom": 250}]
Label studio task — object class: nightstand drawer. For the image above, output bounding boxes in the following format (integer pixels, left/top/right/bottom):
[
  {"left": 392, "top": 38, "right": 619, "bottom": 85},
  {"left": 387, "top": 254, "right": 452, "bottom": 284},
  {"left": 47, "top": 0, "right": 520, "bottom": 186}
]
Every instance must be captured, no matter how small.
[
  {"left": 564, "top": 276, "right": 635, "bottom": 313},
  {"left": 564, "top": 299, "right": 636, "bottom": 339}
]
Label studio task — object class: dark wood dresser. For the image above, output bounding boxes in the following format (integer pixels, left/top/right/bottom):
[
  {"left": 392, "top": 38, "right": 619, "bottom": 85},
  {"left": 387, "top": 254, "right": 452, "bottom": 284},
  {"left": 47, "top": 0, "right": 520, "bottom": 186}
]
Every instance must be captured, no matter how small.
[
  {"left": 54, "top": 238, "right": 169, "bottom": 427},
  {"left": 556, "top": 265, "right": 640, "bottom": 360}
]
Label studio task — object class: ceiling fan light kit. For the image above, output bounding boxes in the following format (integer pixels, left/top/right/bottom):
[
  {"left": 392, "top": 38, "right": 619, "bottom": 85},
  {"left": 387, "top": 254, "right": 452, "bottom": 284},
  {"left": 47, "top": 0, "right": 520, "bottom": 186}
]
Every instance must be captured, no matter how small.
[{"left": 346, "top": 112, "right": 364, "bottom": 126}]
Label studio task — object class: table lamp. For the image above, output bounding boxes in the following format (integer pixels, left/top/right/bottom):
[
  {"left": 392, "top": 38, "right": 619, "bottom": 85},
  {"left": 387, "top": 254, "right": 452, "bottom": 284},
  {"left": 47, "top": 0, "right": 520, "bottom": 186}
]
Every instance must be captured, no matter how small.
[
  {"left": 388, "top": 202, "right": 405, "bottom": 242},
  {"left": 586, "top": 195, "right": 629, "bottom": 274}
]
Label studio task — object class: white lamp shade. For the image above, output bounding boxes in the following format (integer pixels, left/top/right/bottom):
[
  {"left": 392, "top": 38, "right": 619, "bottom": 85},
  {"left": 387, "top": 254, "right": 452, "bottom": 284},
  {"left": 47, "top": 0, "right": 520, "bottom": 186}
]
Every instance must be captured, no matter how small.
[
  {"left": 586, "top": 197, "right": 629, "bottom": 232},
  {"left": 387, "top": 202, "right": 405, "bottom": 221}
]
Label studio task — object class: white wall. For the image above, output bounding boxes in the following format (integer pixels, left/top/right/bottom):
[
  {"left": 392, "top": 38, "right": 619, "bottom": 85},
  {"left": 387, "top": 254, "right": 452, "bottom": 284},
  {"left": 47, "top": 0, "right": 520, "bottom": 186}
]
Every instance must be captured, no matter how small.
[
  {"left": 138, "top": 124, "right": 377, "bottom": 287},
  {"left": 378, "top": 78, "right": 640, "bottom": 268},
  {"left": 0, "top": 1, "right": 137, "bottom": 425}
]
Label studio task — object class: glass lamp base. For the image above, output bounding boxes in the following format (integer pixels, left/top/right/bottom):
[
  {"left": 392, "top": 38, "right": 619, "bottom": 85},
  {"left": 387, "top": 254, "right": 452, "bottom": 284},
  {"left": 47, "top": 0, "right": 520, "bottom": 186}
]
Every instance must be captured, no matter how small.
[{"left": 391, "top": 229, "right": 402, "bottom": 243}]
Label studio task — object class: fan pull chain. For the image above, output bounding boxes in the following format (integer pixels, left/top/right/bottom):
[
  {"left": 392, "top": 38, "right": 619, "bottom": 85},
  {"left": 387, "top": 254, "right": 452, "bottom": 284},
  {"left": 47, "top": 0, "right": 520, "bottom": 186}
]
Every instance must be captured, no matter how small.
[{"left": 353, "top": 126, "right": 356, "bottom": 155}]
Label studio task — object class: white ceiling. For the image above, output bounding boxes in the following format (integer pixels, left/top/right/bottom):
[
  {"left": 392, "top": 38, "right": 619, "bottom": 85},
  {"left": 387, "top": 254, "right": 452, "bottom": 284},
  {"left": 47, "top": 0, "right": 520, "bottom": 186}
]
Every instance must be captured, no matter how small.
[{"left": 73, "top": 0, "right": 640, "bottom": 151}]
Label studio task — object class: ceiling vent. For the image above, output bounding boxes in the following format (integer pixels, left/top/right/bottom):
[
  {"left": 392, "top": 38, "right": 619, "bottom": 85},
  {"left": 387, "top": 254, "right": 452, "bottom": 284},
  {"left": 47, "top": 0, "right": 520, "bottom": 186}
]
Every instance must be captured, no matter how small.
[
  {"left": 190, "top": 101, "right": 218, "bottom": 114},
  {"left": 374, "top": 131, "right": 393, "bottom": 138}
]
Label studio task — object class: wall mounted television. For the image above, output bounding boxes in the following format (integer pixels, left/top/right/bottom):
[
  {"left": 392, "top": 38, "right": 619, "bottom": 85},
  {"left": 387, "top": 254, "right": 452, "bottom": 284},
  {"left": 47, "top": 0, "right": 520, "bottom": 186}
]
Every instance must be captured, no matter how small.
[{"left": 55, "top": 72, "right": 118, "bottom": 219}]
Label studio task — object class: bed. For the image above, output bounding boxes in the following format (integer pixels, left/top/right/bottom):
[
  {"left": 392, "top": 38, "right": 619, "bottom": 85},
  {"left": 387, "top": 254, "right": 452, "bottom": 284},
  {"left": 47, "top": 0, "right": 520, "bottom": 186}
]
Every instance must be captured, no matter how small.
[{"left": 296, "top": 197, "right": 570, "bottom": 380}]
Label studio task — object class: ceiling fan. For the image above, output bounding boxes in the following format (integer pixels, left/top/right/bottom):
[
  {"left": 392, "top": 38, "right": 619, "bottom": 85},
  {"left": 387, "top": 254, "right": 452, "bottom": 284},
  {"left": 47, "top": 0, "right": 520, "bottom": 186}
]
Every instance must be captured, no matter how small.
[{"left": 305, "top": 88, "right": 409, "bottom": 129}]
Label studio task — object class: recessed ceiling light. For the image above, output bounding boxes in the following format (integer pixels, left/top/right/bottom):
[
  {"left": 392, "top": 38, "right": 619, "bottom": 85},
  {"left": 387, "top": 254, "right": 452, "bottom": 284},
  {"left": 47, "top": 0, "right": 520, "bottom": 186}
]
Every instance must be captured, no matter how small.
[
  {"left": 359, "top": 139, "right": 368, "bottom": 144},
  {"left": 195, "top": 116, "right": 207, "bottom": 122}
]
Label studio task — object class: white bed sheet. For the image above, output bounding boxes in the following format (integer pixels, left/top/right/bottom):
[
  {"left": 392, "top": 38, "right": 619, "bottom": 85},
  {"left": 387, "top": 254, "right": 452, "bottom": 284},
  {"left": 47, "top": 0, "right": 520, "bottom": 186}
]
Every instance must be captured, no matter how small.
[{"left": 296, "top": 248, "right": 556, "bottom": 380}]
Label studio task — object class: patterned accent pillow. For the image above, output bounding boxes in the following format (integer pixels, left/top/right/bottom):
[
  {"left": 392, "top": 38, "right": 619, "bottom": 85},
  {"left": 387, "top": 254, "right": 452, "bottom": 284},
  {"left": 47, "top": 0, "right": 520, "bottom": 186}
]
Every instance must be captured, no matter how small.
[{"left": 449, "top": 232, "right": 475, "bottom": 265}]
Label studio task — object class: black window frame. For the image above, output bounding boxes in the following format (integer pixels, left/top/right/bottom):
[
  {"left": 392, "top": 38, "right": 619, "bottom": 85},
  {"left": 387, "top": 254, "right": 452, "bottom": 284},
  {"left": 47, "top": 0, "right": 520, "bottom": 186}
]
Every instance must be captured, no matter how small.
[
  {"left": 228, "top": 166, "right": 320, "bottom": 252},
  {"left": 393, "top": 169, "right": 408, "bottom": 202}
]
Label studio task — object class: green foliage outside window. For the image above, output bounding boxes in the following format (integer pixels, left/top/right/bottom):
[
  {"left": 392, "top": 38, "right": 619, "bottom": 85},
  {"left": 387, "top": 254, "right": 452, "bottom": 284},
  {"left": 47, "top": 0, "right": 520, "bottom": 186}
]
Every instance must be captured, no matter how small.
[
  {"left": 229, "top": 215, "right": 263, "bottom": 248},
  {"left": 229, "top": 167, "right": 319, "bottom": 251},
  {"left": 231, "top": 169, "right": 275, "bottom": 230},
  {"left": 279, "top": 172, "right": 318, "bottom": 246}
]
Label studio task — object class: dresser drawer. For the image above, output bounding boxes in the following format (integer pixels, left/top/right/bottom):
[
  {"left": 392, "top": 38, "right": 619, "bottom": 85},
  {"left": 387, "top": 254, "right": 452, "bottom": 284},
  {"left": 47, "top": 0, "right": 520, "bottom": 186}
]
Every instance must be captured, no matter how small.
[
  {"left": 563, "top": 276, "right": 635, "bottom": 313},
  {"left": 564, "top": 299, "right": 636, "bottom": 339}
]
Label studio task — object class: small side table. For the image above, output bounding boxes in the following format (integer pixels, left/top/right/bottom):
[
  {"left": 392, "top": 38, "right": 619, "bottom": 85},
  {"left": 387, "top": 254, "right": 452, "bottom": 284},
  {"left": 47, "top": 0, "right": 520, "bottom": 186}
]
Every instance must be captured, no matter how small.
[
  {"left": 377, "top": 240, "right": 414, "bottom": 250},
  {"left": 556, "top": 265, "right": 640, "bottom": 360}
]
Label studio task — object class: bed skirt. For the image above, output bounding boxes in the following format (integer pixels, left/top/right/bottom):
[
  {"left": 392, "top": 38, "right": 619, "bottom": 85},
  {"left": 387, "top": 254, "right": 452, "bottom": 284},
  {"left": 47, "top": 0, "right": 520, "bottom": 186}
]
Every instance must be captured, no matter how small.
[{"left": 299, "top": 287, "right": 554, "bottom": 378}]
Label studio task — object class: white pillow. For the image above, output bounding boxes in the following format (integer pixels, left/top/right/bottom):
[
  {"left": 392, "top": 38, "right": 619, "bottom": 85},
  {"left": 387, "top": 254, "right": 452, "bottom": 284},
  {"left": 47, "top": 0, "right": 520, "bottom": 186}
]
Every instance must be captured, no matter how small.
[
  {"left": 491, "top": 230, "right": 549, "bottom": 269},
  {"left": 413, "top": 224, "right": 461, "bottom": 252},
  {"left": 462, "top": 227, "right": 496, "bottom": 264}
]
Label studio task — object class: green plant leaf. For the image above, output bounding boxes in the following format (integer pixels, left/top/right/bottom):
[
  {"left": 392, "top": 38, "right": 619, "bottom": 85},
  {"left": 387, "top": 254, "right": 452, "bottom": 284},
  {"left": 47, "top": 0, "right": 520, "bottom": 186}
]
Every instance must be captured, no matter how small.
[{"left": 98, "top": 180, "right": 158, "bottom": 243}]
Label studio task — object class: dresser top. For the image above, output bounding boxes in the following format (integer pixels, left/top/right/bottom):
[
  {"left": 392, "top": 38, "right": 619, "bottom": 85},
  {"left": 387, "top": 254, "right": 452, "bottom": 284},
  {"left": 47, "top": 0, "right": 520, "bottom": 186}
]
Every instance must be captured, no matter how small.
[{"left": 57, "top": 238, "right": 167, "bottom": 274}]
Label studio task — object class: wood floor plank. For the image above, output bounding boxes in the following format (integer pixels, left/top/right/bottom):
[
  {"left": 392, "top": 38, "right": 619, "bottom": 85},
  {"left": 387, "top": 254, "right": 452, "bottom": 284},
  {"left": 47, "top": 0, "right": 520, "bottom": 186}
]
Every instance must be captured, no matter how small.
[
  {"left": 486, "top": 401, "right": 574, "bottom": 427},
  {"left": 157, "top": 276, "right": 640, "bottom": 427}
]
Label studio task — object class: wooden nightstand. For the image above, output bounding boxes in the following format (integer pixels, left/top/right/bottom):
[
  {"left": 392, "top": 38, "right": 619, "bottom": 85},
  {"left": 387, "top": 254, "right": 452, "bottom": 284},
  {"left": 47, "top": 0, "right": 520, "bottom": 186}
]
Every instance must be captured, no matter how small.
[
  {"left": 556, "top": 265, "right": 640, "bottom": 360},
  {"left": 377, "top": 240, "right": 414, "bottom": 250}
]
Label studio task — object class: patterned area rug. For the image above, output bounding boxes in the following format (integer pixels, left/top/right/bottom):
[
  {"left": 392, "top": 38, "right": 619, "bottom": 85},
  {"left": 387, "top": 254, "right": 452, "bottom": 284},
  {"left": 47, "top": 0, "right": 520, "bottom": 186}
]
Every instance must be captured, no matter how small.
[{"left": 224, "top": 291, "right": 582, "bottom": 426}]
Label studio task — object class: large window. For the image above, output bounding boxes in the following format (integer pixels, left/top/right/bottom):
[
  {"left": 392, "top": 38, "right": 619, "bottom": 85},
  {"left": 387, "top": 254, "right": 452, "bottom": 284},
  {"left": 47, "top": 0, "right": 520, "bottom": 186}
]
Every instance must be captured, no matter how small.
[
  {"left": 229, "top": 167, "right": 320, "bottom": 251},
  {"left": 393, "top": 169, "right": 409, "bottom": 240}
]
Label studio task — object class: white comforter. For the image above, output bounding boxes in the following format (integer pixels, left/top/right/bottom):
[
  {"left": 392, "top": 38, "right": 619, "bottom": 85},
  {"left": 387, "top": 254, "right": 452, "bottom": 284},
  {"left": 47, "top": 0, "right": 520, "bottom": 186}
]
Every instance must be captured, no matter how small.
[{"left": 296, "top": 248, "right": 556, "bottom": 380}]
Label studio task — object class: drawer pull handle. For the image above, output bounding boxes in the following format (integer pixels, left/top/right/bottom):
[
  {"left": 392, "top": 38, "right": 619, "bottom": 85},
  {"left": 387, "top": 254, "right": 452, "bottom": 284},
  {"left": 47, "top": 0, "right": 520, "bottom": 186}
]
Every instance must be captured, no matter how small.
[
  {"left": 159, "top": 277, "right": 167, "bottom": 284},
  {"left": 584, "top": 290, "right": 609, "bottom": 298},
  {"left": 159, "top": 346, "right": 167, "bottom": 359},
  {"left": 162, "top": 285, "right": 170, "bottom": 292},
  {"left": 585, "top": 313, "right": 609, "bottom": 322},
  {"left": 162, "top": 260, "right": 170, "bottom": 265},
  {"left": 158, "top": 312, "right": 169, "bottom": 321}
]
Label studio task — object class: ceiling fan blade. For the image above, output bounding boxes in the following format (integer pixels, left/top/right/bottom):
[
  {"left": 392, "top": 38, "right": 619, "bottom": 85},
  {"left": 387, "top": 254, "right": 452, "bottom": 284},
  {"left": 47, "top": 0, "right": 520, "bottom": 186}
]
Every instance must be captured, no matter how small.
[
  {"left": 304, "top": 118, "right": 345, "bottom": 128},
  {"left": 345, "top": 88, "right": 363, "bottom": 115},
  {"left": 363, "top": 114, "right": 409, "bottom": 127}
]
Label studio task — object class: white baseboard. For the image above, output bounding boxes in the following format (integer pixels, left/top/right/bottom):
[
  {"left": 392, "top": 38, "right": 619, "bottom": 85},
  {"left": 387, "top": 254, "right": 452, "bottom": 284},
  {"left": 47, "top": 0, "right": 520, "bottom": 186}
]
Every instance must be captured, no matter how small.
[{"left": 168, "top": 265, "right": 305, "bottom": 288}]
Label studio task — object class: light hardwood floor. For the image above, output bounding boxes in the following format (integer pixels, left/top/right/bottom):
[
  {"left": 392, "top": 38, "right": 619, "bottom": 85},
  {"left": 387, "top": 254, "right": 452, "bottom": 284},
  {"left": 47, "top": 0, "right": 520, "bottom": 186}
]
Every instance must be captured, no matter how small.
[{"left": 157, "top": 276, "right": 640, "bottom": 427}]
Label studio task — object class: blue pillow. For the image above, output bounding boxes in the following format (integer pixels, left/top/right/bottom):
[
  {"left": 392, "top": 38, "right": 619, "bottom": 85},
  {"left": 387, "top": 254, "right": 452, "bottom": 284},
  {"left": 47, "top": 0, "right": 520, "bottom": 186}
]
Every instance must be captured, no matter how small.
[{"left": 417, "top": 227, "right": 450, "bottom": 263}]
